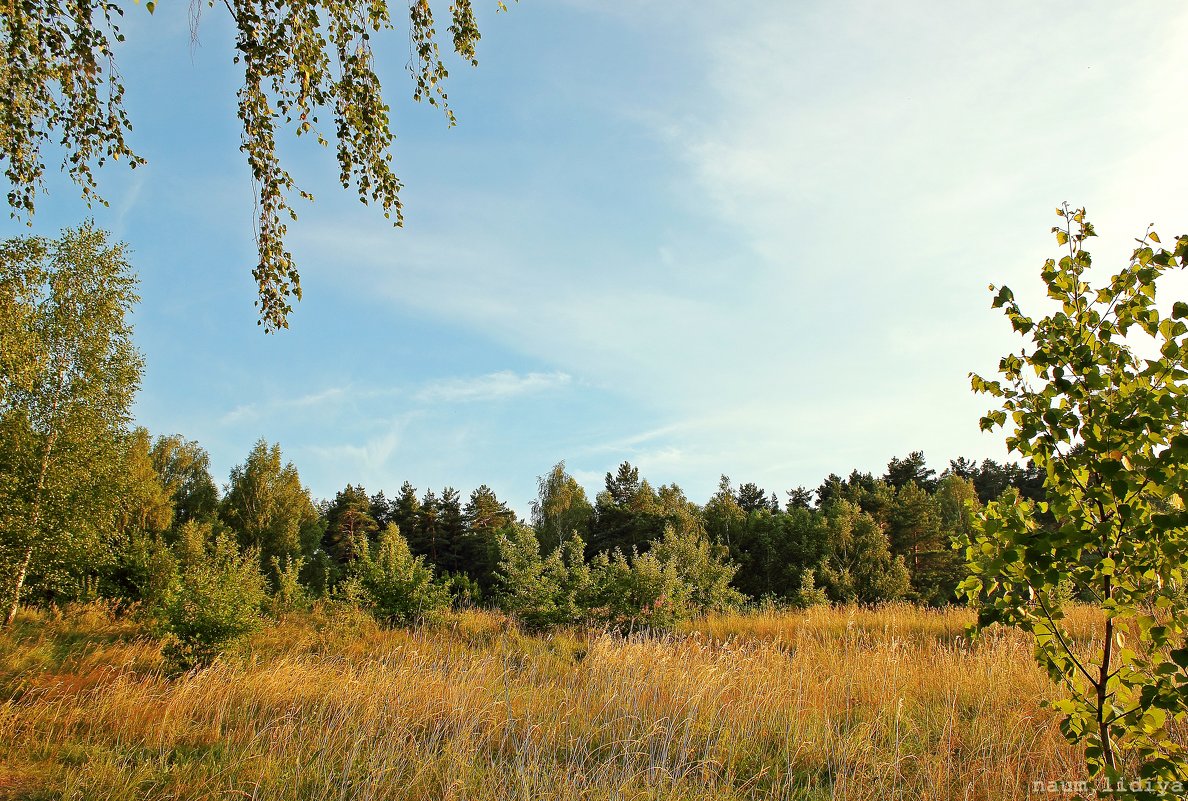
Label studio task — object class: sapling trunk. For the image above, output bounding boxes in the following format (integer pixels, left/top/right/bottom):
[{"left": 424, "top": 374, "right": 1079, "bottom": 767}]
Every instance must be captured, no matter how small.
[
  {"left": 3, "top": 545, "right": 33, "bottom": 629},
  {"left": 1098, "top": 578, "right": 1115, "bottom": 771}
]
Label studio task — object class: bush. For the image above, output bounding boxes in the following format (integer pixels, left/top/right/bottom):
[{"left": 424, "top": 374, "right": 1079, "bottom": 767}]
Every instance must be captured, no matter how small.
[
  {"left": 355, "top": 524, "right": 450, "bottom": 625},
  {"left": 495, "top": 524, "right": 592, "bottom": 631},
  {"left": 648, "top": 524, "right": 743, "bottom": 612},
  {"left": 160, "top": 522, "right": 267, "bottom": 675},
  {"left": 590, "top": 548, "right": 693, "bottom": 633},
  {"left": 497, "top": 522, "right": 745, "bottom": 633},
  {"left": 107, "top": 530, "right": 178, "bottom": 612},
  {"left": 269, "top": 554, "right": 308, "bottom": 617},
  {"left": 791, "top": 569, "right": 828, "bottom": 609},
  {"left": 441, "top": 570, "right": 483, "bottom": 608}
]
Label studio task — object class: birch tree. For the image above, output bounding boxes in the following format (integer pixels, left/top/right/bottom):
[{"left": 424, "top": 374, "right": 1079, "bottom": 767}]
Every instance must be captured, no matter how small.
[{"left": 0, "top": 223, "right": 142, "bottom": 626}]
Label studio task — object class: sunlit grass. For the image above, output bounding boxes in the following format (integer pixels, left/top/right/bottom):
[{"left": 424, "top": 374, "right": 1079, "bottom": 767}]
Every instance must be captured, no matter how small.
[{"left": 0, "top": 602, "right": 1090, "bottom": 800}]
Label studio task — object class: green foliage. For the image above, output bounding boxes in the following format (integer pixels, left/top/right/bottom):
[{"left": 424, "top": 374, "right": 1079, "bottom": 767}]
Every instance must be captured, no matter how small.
[
  {"left": 160, "top": 522, "right": 268, "bottom": 674},
  {"left": 322, "top": 483, "right": 378, "bottom": 564},
  {"left": 441, "top": 570, "right": 484, "bottom": 607},
  {"left": 816, "top": 470, "right": 896, "bottom": 524},
  {"left": 946, "top": 456, "right": 1046, "bottom": 505},
  {"left": 460, "top": 484, "right": 515, "bottom": 588},
  {"left": 962, "top": 207, "right": 1188, "bottom": 788},
  {"left": 821, "top": 501, "right": 910, "bottom": 604},
  {"left": 648, "top": 523, "right": 743, "bottom": 612},
  {"left": 884, "top": 451, "right": 937, "bottom": 492},
  {"left": 0, "top": 0, "right": 143, "bottom": 217},
  {"left": 792, "top": 569, "right": 828, "bottom": 609},
  {"left": 1, "top": 0, "right": 514, "bottom": 330},
  {"left": 735, "top": 481, "right": 774, "bottom": 513},
  {"left": 0, "top": 238, "right": 43, "bottom": 406},
  {"left": 354, "top": 524, "right": 450, "bottom": 626},
  {"left": 149, "top": 434, "right": 220, "bottom": 526},
  {"left": 0, "top": 224, "right": 143, "bottom": 624},
  {"left": 531, "top": 462, "right": 594, "bottom": 554},
  {"left": 497, "top": 516, "right": 742, "bottom": 634},
  {"left": 591, "top": 522, "right": 743, "bottom": 632},
  {"left": 221, "top": 439, "right": 318, "bottom": 570},
  {"left": 590, "top": 466, "right": 701, "bottom": 557},
  {"left": 116, "top": 427, "right": 174, "bottom": 538},
  {"left": 703, "top": 475, "right": 747, "bottom": 549},
  {"left": 108, "top": 529, "right": 178, "bottom": 611},
  {"left": 888, "top": 481, "right": 957, "bottom": 605},
  {"left": 495, "top": 524, "right": 593, "bottom": 631},
  {"left": 727, "top": 506, "right": 831, "bottom": 601},
  {"left": 269, "top": 554, "right": 308, "bottom": 616},
  {"left": 591, "top": 548, "right": 693, "bottom": 633}
]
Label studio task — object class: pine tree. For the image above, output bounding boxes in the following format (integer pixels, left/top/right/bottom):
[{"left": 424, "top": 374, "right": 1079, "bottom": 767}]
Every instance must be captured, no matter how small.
[
  {"left": 436, "top": 486, "right": 466, "bottom": 574},
  {"left": 390, "top": 481, "right": 422, "bottom": 540},
  {"left": 369, "top": 490, "right": 392, "bottom": 529},
  {"left": 604, "top": 461, "right": 640, "bottom": 506},
  {"left": 322, "top": 484, "right": 378, "bottom": 564},
  {"left": 884, "top": 451, "right": 937, "bottom": 491},
  {"left": 734, "top": 482, "right": 770, "bottom": 514},
  {"left": 462, "top": 484, "right": 515, "bottom": 588},
  {"left": 412, "top": 489, "right": 441, "bottom": 564}
]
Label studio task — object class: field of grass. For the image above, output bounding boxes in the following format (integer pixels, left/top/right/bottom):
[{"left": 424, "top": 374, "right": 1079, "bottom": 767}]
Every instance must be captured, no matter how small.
[{"left": 0, "top": 603, "right": 1099, "bottom": 800}]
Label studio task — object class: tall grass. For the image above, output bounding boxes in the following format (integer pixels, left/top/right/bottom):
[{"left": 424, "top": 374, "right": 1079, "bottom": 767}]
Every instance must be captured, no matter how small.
[{"left": 1, "top": 603, "right": 1088, "bottom": 800}]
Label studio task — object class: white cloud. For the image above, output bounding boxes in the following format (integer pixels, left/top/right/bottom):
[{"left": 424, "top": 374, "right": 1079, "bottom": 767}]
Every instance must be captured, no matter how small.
[
  {"left": 220, "top": 369, "right": 572, "bottom": 427},
  {"left": 219, "top": 386, "right": 351, "bottom": 425},
  {"left": 303, "top": 412, "right": 419, "bottom": 476},
  {"left": 415, "top": 370, "right": 572, "bottom": 403}
]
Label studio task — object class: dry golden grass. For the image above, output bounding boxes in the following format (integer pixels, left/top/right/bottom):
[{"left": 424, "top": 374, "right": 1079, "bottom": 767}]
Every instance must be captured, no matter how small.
[{"left": 0, "top": 602, "right": 1094, "bottom": 800}]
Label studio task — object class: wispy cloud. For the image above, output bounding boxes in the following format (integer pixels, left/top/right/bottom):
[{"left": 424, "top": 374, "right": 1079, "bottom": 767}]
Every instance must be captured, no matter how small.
[
  {"left": 219, "top": 386, "right": 352, "bottom": 425},
  {"left": 220, "top": 370, "right": 572, "bottom": 427},
  {"left": 303, "top": 412, "right": 420, "bottom": 475},
  {"left": 414, "top": 371, "right": 572, "bottom": 403}
]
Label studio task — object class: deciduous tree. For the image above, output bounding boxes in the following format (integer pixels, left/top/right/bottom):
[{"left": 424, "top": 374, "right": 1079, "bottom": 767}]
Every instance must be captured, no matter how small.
[
  {"left": 150, "top": 434, "right": 220, "bottom": 526},
  {"left": 221, "top": 439, "right": 318, "bottom": 569},
  {"left": 962, "top": 207, "right": 1188, "bottom": 786},
  {"left": 0, "top": 224, "right": 142, "bottom": 626},
  {"left": 531, "top": 461, "right": 593, "bottom": 554}
]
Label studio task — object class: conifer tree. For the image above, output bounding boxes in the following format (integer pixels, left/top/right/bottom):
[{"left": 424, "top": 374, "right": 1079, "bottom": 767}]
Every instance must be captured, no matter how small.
[{"left": 322, "top": 484, "right": 378, "bottom": 564}]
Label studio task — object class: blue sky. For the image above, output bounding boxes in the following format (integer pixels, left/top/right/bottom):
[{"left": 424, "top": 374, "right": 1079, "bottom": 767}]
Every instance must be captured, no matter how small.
[{"left": 7, "top": 1, "right": 1188, "bottom": 514}]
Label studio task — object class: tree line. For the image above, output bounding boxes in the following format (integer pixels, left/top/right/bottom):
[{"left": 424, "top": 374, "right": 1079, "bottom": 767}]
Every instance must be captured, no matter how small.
[{"left": 8, "top": 413, "right": 1047, "bottom": 622}]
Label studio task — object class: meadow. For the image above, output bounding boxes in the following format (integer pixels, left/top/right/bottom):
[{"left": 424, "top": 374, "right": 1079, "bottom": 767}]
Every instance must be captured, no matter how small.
[{"left": 0, "top": 603, "right": 1097, "bottom": 801}]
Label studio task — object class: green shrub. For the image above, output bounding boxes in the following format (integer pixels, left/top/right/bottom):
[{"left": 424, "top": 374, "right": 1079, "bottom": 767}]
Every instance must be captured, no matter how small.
[
  {"left": 441, "top": 570, "right": 483, "bottom": 607},
  {"left": 590, "top": 548, "right": 693, "bottom": 633},
  {"left": 107, "top": 530, "right": 178, "bottom": 612},
  {"left": 355, "top": 524, "right": 450, "bottom": 625},
  {"left": 160, "top": 522, "right": 267, "bottom": 675},
  {"left": 588, "top": 525, "right": 743, "bottom": 633},
  {"left": 791, "top": 568, "right": 828, "bottom": 609},
  {"left": 648, "top": 523, "right": 743, "bottom": 612},
  {"left": 269, "top": 554, "right": 308, "bottom": 617},
  {"left": 495, "top": 524, "right": 592, "bottom": 631},
  {"left": 497, "top": 522, "right": 745, "bottom": 633}
]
